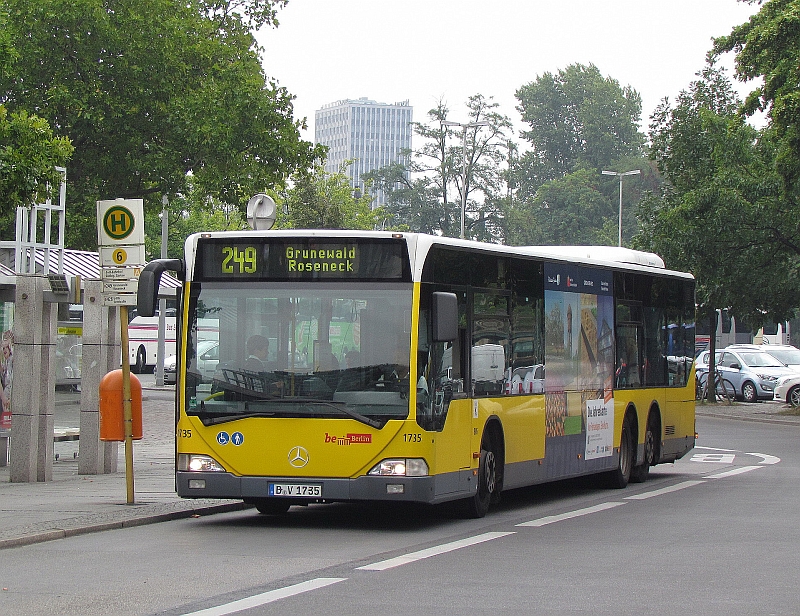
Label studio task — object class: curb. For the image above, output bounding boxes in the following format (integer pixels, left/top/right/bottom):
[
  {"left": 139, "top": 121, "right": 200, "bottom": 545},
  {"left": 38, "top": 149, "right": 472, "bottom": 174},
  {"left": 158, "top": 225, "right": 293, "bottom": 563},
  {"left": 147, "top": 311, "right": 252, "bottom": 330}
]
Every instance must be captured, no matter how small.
[
  {"left": 0, "top": 502, "right": 252, "bottom": 550},
  {"left": 695, "top": 409, "right": 800, "bottom": 427}
]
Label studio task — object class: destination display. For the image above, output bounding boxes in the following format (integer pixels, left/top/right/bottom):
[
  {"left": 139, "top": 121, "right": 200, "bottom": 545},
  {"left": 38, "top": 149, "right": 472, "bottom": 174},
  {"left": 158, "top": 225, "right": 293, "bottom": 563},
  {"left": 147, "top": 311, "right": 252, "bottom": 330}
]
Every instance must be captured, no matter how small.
[{"left": 195, "top": 237, "right": 411, "bottom": 282}]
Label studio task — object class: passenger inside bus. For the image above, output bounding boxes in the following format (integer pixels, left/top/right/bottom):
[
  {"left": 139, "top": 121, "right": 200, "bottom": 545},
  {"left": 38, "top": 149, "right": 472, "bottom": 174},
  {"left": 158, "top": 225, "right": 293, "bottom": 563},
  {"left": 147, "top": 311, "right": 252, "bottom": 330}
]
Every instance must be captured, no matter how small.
[{"left": 243, "top": 335, "right": 270, "bottom": 372}]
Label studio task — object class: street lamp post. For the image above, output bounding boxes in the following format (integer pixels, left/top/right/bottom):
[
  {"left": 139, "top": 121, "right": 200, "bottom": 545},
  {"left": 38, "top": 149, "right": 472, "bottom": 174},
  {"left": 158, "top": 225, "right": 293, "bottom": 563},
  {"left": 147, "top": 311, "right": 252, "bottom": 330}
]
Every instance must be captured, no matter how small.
[
  {"left": 602, "top": 169, "right": 641, "bottom": 247},
  {"left": 442, "top": 119, "right": 489, "bottom": 239}
]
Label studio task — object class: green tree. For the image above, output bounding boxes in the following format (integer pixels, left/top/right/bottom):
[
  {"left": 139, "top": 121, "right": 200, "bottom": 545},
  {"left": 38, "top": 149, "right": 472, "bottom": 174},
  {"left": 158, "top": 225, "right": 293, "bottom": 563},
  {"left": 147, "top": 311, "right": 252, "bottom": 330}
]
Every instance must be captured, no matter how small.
[
  {"left": 1, "top": 0, "right": 320, "bottom": 249},
  {"left": 637, "top": 63, "right": 800, "bottom": 334},
  {"left": 507, "top": 168, "right": 617, "bottom": 246},
  {"left": 515, "top": 63, "right": 645, "bottom": 196},
  {"left": 366, "top": 95, "right": 515, "bottom": 241},
  {"left": 0, "top": 105, "right": 73, "bottom": 233},
  {"left": 277, "top": 162, "right": 384, "bottom": 230},
  {"left": 364, "top": 161, "right": 442, "bottom": 233},
  {"left": 713, "top": 0, "right": 800, "bottom": 188},
  {"left": 144, "top": 184, "right": 248, "bottom": 261}
]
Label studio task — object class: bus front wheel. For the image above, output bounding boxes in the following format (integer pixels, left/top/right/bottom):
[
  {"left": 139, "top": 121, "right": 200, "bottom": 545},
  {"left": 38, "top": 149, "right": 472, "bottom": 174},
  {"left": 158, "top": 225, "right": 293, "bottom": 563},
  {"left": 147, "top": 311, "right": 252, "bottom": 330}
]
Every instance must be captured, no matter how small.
[
  {"left": 251, "top": 499, "right": 291, "bottom": 515},
  {"left": 460, "top": 438, "right": 498, "bottom": 519}
]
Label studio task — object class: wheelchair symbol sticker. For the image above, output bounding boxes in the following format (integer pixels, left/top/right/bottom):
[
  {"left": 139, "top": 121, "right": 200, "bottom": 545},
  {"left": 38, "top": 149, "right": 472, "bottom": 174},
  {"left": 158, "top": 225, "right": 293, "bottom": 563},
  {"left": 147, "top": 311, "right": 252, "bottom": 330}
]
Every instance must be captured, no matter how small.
[{"left": 216, "top": 431, "right": 230, "bottom": 445}]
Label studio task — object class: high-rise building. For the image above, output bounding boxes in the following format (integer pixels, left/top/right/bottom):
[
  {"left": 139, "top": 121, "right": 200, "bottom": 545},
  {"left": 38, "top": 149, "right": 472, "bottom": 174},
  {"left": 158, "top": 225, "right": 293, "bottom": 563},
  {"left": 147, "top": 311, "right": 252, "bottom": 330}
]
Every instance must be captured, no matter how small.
[{"left": 315, "top": 98, "right": 413, "bottom": 206}]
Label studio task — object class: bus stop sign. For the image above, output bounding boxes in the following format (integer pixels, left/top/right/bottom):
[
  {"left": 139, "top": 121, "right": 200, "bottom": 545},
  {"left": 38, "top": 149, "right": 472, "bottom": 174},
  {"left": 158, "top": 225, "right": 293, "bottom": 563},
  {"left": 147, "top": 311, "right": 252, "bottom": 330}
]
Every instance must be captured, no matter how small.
[{"left": 97, "top": 199, "right": 145, "bottom": 247}]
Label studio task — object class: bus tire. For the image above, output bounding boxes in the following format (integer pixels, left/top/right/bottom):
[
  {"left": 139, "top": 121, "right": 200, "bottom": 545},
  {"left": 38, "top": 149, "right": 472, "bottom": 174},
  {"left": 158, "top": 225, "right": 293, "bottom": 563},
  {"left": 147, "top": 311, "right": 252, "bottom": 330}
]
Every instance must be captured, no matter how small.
[
  {"left": 252, "top": 499, "right": 291, "bottom": 515},
  {"left": 631, "top": 412, "right": 658, "bottom": 483},
  {"left": 133, "top": 346, "right": 146, "bottom": 374},
  {"left": 460, "top": 438, "right": 498, "bottom": 519},
  {"left": 606, "top": 414, "right": 634, "bottom": 489}
]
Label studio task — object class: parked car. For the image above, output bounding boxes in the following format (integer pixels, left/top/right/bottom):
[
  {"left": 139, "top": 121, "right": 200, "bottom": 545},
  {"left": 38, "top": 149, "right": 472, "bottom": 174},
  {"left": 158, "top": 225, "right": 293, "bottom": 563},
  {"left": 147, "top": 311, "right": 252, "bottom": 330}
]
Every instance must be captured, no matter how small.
[
  {"left": 753, "top": 343, "right": 800, "bottom": 370},
  {"left": 773, "top": 374, "right": 800, "bottom": 406},
  {"left": 163, "top": 340, "right": 219, "bottom": 385},
  {"left": 695, "top": 346, "right": 798, "bottom": 402}
]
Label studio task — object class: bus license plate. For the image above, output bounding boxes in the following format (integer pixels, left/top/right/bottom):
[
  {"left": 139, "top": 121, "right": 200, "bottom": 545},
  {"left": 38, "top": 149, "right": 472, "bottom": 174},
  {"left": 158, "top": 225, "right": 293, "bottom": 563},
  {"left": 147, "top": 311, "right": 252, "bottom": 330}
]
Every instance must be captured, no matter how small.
[{"left": 268, "top": 483, "right": 322, "bottom": 497}]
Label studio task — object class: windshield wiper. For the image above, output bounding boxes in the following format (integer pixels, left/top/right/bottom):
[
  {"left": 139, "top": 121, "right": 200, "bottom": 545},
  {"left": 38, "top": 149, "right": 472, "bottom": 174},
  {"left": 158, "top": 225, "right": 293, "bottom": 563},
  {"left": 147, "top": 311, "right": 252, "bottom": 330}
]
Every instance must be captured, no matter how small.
[
  {"left": 195, "top": 397, "right": 384, "bottom": 429},
  {"left": 297, "top": 398, "right": 383, "bottom": 429}
]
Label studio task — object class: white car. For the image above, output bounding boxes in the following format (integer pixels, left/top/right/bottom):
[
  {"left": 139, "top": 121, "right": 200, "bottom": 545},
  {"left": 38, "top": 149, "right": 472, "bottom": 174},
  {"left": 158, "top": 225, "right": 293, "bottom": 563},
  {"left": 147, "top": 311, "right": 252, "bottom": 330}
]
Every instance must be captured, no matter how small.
[
  {"left": 164, "top": 340, "right": 219, "bottom": 385},
  {"left": 773, "top": 374, "right": 800, "bottom": 406},
  {"left": 755, "top": 344, "right": 800, "bottom": 370}
]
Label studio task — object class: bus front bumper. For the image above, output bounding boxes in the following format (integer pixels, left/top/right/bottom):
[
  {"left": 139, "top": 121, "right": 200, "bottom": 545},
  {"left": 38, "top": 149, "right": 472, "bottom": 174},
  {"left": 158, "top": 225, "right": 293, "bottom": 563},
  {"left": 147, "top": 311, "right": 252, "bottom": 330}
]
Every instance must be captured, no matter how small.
[{"left": 176, "top": 471, "right": 450, "bottom": 504}]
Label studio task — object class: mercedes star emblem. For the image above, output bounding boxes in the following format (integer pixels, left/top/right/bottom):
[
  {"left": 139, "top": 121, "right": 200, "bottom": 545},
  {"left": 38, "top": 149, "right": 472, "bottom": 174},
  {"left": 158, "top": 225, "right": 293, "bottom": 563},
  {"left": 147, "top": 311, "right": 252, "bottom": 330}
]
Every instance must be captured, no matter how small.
[{"left": 288, "top": 446, "right": 309, "bottom": 468}]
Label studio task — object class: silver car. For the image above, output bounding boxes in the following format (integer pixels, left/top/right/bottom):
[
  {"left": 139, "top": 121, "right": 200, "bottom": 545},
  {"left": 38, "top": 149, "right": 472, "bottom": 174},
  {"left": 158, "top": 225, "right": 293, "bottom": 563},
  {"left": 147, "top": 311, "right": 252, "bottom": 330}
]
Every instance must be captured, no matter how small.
[
  {"left": 696, "top": 346, "right": 798, "bottom": 402},
  {"left": 164, "top": 340, "right": 219, "bottom": 386}
]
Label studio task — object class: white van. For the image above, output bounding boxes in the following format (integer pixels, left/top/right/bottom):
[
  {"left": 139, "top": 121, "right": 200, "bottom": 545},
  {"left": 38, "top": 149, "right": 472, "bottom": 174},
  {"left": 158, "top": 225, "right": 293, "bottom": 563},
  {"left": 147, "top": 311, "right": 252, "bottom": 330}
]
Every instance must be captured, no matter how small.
[
  {"left": 128, "top": 315, "right": 176, "bottom": 373},
  {"left": 471, "top": 344, "right": 505, "bottom": 395},
  {"left": 128, "top": 315, "right": 218, "bottom": 373}
]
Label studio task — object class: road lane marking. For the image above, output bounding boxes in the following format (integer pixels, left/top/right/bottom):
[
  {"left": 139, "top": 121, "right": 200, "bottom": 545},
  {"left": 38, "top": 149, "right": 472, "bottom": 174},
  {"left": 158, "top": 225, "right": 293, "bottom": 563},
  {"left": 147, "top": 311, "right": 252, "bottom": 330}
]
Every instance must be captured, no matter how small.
[
  {"left": 624, "top": 480, "right": 705, "bottom": 500},
  {"left": 704, "top": 465, "right": 764, "bottom": 479},
  {"left": 694, "top": 446, "right": 739, "bottom": 452},
  {"left": 182, "top": 578, "right": 347, "bottom": 616},
  {"left": 691, "top": 453, "right": 736, "bottom": 463},
  {"left": 356, "top": 532, "right": 515, "bottom": 571},
  {"left": 747, "top": 453, "right": 780, "bottom": 465},
  {"left": 516, "top": 502, "right": 625, "bottom": 527}
]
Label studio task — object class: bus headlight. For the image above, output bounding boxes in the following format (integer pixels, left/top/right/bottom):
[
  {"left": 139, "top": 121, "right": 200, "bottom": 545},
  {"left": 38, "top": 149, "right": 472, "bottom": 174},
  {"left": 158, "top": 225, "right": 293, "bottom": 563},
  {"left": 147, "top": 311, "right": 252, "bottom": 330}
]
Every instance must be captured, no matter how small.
[
  {"left": 368, "top": 458, "right": 429, "bottom": 477},
  {"left": 177, "top": 454, "right": 226, "bottom": 472}
]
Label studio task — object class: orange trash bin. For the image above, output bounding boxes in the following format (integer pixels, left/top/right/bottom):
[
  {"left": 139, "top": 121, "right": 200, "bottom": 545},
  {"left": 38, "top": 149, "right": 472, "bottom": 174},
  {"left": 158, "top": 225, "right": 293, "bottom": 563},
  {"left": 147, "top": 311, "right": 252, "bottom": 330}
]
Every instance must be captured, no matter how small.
[{"left": 99, "top": 369, "right": 143, "bottom": 441}]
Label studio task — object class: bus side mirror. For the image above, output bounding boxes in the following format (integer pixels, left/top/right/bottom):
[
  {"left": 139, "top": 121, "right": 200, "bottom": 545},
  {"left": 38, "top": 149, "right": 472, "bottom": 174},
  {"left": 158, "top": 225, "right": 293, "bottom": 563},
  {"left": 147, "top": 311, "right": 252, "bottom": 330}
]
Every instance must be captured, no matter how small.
[
  {"left": 432, "top": 292, "right": 458, "bottom": 342},
  {"left": 137, "top": 259, "right": 185, "bottom": 318}
]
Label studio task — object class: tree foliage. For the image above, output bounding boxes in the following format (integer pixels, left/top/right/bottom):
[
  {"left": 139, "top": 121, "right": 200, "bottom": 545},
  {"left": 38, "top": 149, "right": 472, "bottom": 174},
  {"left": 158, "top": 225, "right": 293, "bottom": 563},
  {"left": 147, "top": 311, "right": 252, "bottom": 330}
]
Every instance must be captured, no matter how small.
[
  {"left": 144, "top": 183, "right": 248, "bottom": 261},
  {"left": 276, "top": 162, "right": 384, "bottom": 230},
  {"left": 637, "top": 62, "right": 800, "bottom": 329},
  {"left": 0, "top": 0, "right": 320, "bottom": 249},
  {"left": 0, "top": 105, "right": 74, "bottom": 233},
  {"left": 507, "top": 169, "right": 617, "bottom": 246},
  {"left": 713, "top": 0, "right": 800, "bottom": 188},
  {"left": 515, "top": 63, "right": 645, "bottom": 195},
  {"left": 510, "top": 63, "right": 648, "bottom": 246},
  {"left": 366, "top": 95, "right": 514, "bottom": 241}
]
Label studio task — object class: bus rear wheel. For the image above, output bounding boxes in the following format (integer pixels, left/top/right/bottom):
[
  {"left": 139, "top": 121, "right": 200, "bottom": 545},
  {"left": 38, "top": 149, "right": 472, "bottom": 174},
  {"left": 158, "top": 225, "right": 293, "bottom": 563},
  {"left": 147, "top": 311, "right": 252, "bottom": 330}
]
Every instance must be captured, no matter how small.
[
  {"left": 631, "top": 414, "right": 657, "bottom": 483},
  {"left": 605, "top": 414, "right": 634, "bottom": 489}
]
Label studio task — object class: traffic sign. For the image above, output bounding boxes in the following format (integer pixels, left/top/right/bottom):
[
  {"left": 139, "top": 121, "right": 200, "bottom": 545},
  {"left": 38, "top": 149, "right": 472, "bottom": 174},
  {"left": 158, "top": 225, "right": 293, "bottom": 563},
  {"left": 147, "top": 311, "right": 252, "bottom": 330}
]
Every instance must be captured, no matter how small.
[
  {"left": 101, "top": 266, "right": 141, "bottom": 280},
  {"left": 102, "top": 280, "right": 139, "bottom": 295},
  {"left": 97, "top": 199, "right": 145, "bottom": 246},
  {"left": 99, "top": 244, "right": 146, "bottom": 268},
  {"left": 102, "top": 294, "right": 138, "bottom": 306}
]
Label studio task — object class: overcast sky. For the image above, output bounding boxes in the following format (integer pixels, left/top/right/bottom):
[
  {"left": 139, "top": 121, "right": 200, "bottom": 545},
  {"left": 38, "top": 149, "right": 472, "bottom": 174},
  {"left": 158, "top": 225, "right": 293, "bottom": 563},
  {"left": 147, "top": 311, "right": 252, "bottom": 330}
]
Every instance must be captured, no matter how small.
[{"left": 256, "top": 0, "right": 760, "bottom": 143}]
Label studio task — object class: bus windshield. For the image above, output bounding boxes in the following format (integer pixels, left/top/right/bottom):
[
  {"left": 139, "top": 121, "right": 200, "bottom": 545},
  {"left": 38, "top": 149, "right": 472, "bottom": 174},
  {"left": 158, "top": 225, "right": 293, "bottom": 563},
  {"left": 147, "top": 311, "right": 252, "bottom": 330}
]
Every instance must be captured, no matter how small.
[{"left": 184, "top": 283, "right": 412, "bottom": 428}]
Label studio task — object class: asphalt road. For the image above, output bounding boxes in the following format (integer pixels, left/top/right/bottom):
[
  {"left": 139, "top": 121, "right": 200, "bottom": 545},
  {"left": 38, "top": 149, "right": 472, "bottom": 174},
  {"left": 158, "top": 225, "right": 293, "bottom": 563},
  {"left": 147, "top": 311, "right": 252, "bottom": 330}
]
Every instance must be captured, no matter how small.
[{"left": 1, "top": 413, "right": 797, "bottom": 616}]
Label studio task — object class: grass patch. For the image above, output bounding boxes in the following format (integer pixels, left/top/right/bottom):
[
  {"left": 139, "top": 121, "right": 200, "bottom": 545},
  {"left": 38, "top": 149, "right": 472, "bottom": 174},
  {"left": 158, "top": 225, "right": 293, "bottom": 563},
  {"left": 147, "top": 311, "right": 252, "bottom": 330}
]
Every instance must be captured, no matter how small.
[{"left": 777, "top": 407, "right": 800, "bottom": 416}]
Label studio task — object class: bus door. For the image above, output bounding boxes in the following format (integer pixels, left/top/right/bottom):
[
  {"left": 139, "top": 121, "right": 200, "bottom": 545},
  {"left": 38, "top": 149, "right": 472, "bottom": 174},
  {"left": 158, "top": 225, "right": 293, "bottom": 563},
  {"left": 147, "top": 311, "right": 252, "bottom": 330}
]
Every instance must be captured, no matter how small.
[{"left": 416, "top": 287, "right": 471, "bottom": 494}]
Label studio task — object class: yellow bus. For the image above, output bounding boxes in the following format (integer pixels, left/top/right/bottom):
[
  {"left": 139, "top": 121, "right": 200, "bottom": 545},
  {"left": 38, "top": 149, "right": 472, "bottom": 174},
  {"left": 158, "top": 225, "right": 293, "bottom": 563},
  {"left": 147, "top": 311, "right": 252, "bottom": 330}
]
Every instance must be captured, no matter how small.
[{"left": 137, "top": 231, "right": 696, "bottom": 518}]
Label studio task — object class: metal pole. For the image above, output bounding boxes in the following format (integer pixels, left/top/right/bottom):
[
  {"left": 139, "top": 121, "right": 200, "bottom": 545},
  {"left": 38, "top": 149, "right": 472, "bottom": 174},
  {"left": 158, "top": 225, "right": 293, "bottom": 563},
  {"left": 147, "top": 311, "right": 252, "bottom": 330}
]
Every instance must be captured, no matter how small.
[
  {"left": 618, "top": 176, "right": 623, "bottom": 247},
  {"left": 460, "top": 126, "right": 468, "bottom": 240},
  {"left": 155, "top": 196, "right": 168, "bottom": 386},
  {"left": 119, "top": 305, "right": 135, "bottom": 504}
]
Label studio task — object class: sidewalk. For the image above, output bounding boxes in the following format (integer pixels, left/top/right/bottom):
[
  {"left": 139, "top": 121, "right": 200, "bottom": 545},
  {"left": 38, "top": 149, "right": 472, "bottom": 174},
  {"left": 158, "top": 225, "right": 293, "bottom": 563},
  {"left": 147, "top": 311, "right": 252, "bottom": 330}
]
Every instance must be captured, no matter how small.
[
  {"left": 0, "top": 382, "right": 249, "bottom": 549},
  {"left": 694, "top": 398, "right": 800, "bottom": 426},
  {"left": 2, "top": 386, "right": 799, "bottom": 550}
]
